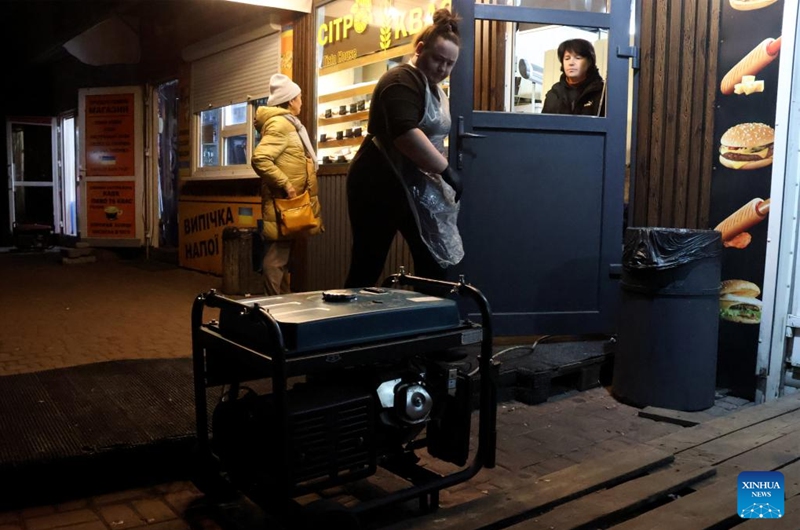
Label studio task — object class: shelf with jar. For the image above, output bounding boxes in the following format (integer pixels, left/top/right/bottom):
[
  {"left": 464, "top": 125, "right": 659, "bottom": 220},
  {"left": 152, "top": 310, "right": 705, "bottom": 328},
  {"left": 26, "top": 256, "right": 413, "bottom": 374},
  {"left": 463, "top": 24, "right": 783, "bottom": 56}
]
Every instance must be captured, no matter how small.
[
  {"left": 316, "top": 87, "right": 371, "bottom": 165},
  {"left": 316, "top": 44, "right": 415, "bottom": 166}
]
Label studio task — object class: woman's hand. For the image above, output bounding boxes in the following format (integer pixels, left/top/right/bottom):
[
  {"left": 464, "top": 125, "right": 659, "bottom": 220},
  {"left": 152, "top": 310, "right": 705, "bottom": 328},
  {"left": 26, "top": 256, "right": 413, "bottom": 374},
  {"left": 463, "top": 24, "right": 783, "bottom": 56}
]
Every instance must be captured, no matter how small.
[
  {"left": 284, "top": 183, "right": 298, "bottom": 198},
  {"left": 393, "top": 129, "right": 449, "bottom": 174},
  {"left": 441, "top": 166, "right": 463, "bottom": 202}
]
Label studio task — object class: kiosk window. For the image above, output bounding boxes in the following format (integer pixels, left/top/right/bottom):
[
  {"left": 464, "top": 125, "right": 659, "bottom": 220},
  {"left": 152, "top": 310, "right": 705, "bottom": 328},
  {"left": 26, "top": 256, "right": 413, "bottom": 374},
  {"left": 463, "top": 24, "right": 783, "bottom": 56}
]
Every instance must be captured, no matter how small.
[
  {"left": 198, "top": 102, "right": 254, "bottom": 169},
  {"left": 474, "top": 21, "right": 608, "bottom": 115}
]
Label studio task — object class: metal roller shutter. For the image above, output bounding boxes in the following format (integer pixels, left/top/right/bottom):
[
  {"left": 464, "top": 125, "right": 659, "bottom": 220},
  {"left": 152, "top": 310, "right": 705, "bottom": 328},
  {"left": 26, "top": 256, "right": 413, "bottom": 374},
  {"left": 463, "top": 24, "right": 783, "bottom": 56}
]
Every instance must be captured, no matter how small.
[{"left": 191, "top": 32, "right": 280, "bottom": 114}]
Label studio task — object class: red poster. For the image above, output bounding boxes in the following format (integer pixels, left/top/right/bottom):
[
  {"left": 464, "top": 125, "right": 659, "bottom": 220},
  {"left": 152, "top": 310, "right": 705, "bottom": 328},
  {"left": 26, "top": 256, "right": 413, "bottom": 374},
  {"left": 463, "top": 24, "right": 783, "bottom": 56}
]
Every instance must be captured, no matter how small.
[
  {"left": 85, "top": 93, "right": 135, "bottom": 177},
  {"left": 87, "top": 181, "right": 136, "bottom": 238}
]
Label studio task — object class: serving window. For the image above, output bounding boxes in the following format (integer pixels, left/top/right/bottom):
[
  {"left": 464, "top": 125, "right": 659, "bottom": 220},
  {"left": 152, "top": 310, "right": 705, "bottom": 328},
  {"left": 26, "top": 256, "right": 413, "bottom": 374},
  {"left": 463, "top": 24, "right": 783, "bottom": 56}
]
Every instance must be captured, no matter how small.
[
  {"left": 471, "top": 0, "right": 638, "bottom": 117},
  {"left": 198, "top": 102, "right": 253, "bottom": 169},
  {"left": 517, "top": 24, "right": 607, "bottom": 114}
]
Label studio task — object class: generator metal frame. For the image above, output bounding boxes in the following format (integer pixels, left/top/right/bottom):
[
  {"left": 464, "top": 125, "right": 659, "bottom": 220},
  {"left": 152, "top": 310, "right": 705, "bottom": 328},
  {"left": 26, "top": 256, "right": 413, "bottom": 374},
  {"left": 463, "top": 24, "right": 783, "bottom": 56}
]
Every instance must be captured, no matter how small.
[{"left": 191, "top": 271, "right": 497, "bottom": 518}]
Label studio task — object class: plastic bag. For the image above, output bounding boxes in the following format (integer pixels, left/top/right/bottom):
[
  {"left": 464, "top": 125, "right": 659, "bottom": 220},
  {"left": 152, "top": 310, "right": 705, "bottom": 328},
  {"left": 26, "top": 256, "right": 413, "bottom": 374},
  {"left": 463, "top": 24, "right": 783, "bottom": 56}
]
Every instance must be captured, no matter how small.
[
  {"left": 406, "top": 170, "right": 464, "bottom": 267},
  {"left": 623, "top": 227, "right": 722, "bottom": 271}
]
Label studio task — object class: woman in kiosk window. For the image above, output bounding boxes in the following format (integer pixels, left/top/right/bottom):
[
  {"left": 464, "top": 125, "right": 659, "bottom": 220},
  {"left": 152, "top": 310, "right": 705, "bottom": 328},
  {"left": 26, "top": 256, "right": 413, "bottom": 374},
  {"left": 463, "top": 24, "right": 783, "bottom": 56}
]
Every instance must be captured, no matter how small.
[
  {"left": 252, "top": 74, "right": 322, "bottom": 295},
  {"left": 344, "top": 9, "right": 465, "bottom": 288},
  {"left": 542, "top": 38, "right": 605, "bottom": 116}
]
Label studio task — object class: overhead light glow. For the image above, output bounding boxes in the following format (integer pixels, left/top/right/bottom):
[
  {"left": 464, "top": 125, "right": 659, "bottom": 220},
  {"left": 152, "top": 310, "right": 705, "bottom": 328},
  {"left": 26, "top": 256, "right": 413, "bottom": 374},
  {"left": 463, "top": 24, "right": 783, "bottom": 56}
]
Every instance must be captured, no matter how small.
[{"left": 223, "top": 0, "right": 311, "bottom": 13}]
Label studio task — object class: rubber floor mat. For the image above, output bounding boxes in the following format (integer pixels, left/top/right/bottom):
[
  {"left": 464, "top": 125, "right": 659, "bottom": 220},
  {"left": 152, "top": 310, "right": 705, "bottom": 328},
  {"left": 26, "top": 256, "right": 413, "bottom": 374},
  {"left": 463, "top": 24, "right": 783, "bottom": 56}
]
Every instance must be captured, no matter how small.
[
  {"left": 0, "top": 359, "right": 202, "bottom": 466},
  {"left": 0, "top": 359, "right": 210, "bottom": 508}
]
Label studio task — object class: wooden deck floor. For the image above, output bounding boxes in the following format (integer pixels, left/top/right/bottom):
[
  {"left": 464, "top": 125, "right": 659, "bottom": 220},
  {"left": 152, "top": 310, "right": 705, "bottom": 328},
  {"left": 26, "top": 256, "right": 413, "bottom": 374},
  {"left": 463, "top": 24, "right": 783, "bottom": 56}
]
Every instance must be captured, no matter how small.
[{"left": 378, "top": 391, "right": 800, "bottom": 530}]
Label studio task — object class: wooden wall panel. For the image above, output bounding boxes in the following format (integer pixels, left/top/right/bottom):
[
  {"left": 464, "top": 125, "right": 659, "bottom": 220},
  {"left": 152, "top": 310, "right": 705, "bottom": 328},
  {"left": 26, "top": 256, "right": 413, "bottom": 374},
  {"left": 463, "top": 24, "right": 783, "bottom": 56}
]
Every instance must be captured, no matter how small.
[
  {"left": 292, "top": 11, "right": 317, "bottom": 143},
  {"left": 284, "top": 11, "right": 316, "bottom": 292},
  {"left": 633, "top": 0, "right": 720, "bottom": 229},
  {"left": 474, "top": 1, "right": 506, "bottom": 112}
]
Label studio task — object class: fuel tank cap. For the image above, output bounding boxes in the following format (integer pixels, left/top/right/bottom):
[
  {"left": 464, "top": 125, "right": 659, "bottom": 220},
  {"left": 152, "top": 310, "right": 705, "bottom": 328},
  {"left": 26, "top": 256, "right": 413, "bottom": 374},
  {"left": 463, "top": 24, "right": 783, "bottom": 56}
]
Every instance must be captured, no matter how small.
[{"left": 322, "top": 289, "right": 358, "bottom": 302}]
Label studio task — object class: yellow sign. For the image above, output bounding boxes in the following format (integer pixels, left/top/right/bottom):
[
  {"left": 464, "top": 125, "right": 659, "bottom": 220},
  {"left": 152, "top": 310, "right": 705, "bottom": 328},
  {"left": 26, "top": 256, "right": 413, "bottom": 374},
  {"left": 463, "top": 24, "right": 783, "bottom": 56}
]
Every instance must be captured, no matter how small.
[
  {"left": 318, "top": 0, "right": 372, "bottom": 46},
  {"left": 179, "top": 199, "right": 260, "bottom": 275},
  {"left": 318, "top": 0, "right": 451, "bottom": 48}
]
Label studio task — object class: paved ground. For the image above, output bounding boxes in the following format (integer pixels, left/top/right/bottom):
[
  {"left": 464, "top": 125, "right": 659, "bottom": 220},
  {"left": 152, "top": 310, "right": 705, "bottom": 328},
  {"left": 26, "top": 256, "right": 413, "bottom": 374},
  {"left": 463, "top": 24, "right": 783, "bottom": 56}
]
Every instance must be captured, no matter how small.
[
  {"left": 0, "top": 249, "right": 219, "bottom": 376},
  {"left": 0, "top": 248, "right": 753, "bottom": 530}
]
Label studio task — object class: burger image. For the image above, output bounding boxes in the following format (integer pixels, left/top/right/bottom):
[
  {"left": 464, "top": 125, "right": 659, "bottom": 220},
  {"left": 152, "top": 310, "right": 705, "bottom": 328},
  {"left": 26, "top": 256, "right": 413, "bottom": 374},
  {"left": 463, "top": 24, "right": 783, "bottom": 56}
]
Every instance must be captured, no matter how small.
[
  {"left": 719, "top": 279, "right": 762, "bottom": 324},
  {"left": 719, "top": 122, "right": 774, "bottom": 170},
  {"left": 729, "top": 0, "right": 778, "bottom": 11}
]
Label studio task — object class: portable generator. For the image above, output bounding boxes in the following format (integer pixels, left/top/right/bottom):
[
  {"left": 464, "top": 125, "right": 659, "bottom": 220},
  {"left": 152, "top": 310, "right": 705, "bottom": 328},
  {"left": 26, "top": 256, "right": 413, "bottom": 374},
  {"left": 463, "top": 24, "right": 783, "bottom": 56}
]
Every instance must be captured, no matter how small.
[{"left": 191, "top": 271, "right": 497, "bottom": 526}]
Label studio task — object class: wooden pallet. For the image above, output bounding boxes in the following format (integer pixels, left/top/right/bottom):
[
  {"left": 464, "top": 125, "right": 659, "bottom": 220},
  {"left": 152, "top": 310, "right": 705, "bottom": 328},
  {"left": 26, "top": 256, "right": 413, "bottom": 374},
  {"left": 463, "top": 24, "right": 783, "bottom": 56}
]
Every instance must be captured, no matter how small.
[
  {"left": 464, "top": 341, "right": 614, "bottom": 406},
  {"left": 382, "top": 392, "right": 800, "bottom": 530},
  {"left": 513, "top": 357, "right": 611, "bottom": 405},
  {"left": 509, "top": 346, "right": 613, "bottom": 405}
]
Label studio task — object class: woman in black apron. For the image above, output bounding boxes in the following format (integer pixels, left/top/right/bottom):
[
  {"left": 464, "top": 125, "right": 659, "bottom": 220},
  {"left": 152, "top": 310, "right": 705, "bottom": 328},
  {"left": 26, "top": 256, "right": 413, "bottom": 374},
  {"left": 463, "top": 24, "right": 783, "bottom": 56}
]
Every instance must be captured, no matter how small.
[{"left": 344, "top": 9, "right": 464, "bottom": 288}]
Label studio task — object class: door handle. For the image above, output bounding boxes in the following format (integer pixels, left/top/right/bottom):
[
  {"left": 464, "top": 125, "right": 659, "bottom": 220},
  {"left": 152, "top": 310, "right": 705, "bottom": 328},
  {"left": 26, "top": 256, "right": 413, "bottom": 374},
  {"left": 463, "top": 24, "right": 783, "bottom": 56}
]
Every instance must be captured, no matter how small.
[
  {"left": 457, "top": 116, "right": 487, "bottom": 139},
  {"left": 456, "top": 116, "right": 486, "bottom": 169}
]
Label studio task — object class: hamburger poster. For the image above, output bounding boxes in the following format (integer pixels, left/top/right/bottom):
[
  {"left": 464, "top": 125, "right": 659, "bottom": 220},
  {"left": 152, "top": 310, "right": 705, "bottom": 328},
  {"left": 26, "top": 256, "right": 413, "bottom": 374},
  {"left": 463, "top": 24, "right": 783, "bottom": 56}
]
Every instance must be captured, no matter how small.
[{"left": 709, "top": 0, "right": 783, "bottom": 399}]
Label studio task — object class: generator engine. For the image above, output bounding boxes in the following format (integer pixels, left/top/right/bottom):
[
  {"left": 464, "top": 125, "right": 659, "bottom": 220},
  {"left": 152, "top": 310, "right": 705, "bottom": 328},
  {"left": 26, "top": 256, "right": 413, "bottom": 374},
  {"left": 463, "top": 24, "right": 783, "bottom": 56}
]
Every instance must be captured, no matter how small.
[{"left": 210, "top": 358, "right": 470, "bottom": 491}]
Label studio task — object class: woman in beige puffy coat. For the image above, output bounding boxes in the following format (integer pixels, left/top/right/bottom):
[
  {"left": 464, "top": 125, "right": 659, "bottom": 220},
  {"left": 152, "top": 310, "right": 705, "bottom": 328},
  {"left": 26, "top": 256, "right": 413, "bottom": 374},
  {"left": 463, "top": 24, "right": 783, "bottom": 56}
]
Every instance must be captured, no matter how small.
[{"left": 251, "top": 74, "right": 322, "bottom": 295}]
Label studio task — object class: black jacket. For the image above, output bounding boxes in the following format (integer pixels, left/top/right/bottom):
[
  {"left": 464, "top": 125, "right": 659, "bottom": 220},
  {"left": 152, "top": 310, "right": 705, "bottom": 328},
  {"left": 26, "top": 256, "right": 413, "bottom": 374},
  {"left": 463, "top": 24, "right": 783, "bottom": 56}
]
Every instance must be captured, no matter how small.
[{"left": 542, "top": 69, "right": 605, "bottom": 116}]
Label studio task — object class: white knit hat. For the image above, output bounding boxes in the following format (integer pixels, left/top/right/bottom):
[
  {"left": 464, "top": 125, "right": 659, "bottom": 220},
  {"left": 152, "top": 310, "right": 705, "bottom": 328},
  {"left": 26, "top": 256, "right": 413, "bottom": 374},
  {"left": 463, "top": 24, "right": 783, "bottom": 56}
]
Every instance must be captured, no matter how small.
[{"left": 268, "top": 74, "right": 301, "bottom": 106}]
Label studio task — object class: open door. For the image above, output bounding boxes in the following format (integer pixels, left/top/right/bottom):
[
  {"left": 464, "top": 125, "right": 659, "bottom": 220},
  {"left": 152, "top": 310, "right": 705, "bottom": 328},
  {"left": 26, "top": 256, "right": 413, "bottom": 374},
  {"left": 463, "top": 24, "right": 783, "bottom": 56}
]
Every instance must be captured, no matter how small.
[
  {"left": 450, "top": 0, "right": 633, "bottom": 335},
  {"left": 6, "top": 117, "right": 57, "bottom": 235},
  {"left": 57, "top": 112, "right": 78, "bottom": 238}
]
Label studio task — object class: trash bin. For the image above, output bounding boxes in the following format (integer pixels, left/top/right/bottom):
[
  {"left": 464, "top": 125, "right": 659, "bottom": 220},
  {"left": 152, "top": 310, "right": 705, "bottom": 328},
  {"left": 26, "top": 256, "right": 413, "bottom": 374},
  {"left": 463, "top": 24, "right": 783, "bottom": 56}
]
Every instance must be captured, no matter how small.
[
  {"left": 612, "top": 227, "right": 722, "bottom": 411},
  {"left": 222, "top": 226, "right": 264, "bottom": 296}
]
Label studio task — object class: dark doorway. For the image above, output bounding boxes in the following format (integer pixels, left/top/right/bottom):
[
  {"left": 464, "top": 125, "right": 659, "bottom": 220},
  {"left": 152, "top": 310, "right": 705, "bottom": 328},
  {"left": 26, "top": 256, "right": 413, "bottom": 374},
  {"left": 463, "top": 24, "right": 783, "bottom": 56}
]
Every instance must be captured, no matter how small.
[
  {"left": 157, "top": 80, "right": 179, "bottom": 248},
  {"left": 8, "top": 120, "right": 56, "bottom": 229}
]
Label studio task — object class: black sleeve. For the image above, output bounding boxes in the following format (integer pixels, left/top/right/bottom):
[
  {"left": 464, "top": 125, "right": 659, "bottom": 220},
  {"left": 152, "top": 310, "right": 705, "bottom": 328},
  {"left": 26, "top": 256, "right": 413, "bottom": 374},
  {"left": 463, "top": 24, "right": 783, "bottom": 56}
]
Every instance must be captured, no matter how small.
[{"left": 374, "top": 66, "right": 426, "bottom": 140}]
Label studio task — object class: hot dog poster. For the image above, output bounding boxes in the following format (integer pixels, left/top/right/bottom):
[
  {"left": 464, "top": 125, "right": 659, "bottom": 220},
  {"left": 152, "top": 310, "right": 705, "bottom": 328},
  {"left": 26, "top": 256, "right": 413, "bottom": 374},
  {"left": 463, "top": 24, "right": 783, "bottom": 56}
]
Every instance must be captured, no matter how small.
[{"left": 709, "top": 0, "right": 784, "bottom": 398}]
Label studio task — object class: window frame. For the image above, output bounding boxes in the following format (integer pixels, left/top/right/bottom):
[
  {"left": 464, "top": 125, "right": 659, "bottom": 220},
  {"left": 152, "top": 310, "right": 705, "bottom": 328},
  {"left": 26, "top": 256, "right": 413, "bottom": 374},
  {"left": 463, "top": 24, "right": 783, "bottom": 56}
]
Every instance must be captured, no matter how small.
[{"left": 191, "top": 98, "right": 268, "bottom": 180}]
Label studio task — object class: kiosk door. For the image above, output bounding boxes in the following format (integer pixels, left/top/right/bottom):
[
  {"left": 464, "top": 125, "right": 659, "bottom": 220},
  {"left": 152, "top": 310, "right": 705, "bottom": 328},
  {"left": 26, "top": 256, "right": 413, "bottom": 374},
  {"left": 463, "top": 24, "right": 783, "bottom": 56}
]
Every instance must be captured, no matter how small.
[
  {"left": 6, "top": 117, "right": 57, "bottom": 234},
  {"left": 450, "top": 0, "right": 633, "bottom": 335}
]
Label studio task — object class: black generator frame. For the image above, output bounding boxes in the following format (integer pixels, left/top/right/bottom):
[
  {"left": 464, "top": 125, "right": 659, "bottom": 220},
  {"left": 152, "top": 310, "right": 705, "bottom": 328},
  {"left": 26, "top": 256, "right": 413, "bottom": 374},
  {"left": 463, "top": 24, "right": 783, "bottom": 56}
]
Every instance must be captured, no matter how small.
[{"left": 191, "top": 271, "right": 497, "bottom": 519}]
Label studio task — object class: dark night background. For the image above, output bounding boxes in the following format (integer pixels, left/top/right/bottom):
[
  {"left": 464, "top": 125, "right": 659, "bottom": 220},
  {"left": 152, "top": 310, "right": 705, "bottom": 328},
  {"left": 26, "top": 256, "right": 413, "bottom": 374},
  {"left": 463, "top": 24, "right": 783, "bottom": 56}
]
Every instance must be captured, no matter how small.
[
  {"left": 0, "top": 0, "right": 281, "bottom": 245},
  {"left": 1, "top": 0, "right": 141, "bottom": 245}
]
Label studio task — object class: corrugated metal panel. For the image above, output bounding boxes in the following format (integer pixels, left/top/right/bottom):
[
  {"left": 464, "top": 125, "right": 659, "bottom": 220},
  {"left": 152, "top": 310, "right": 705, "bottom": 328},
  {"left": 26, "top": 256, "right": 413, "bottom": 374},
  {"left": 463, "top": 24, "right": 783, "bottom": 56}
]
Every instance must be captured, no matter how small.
[
  {"left": 304, "top": 172, "right": 349, "bottom": 290},
  {"left": 303, "top": 172, "right": 412, "bottom": 291},
  {"left": 191, "top": 33, "right": 280, "bottom": 113},
  {"left": 633, "top": 0, "right": 720, "bottom": 228}
]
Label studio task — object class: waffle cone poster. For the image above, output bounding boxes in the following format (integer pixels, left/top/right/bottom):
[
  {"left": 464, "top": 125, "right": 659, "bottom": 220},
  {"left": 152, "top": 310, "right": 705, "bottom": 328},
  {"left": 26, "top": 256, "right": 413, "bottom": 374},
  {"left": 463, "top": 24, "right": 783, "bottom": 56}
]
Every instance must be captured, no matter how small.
[
  {"left": 85, "top": 93, "right": 135, "bottom": 177},
  {"left": 87, "top": 182, "right": 136, "bottom": 238},
  {"left": 709, "top": 0, "right": 783, "bottom": 398}
]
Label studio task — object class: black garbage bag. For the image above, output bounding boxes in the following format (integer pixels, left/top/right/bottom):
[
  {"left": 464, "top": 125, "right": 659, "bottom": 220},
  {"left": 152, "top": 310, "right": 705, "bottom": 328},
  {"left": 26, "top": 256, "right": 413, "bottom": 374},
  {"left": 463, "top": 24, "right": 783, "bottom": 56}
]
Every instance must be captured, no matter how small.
[
  {"left": 623, "top": 227, "right": 722, "bottom": 271},
  {"left": 614, "top": 227, "right": 722, "bottom": 411}
]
